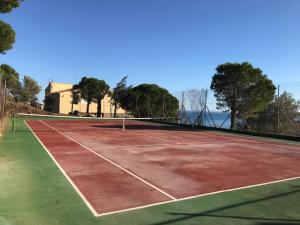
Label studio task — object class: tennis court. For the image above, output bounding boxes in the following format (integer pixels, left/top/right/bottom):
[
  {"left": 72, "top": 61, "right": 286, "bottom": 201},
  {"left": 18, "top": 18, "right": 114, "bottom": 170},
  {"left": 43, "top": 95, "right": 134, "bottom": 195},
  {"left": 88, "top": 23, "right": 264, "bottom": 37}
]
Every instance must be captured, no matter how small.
[{"left": 18, "top": 114, "right": 300, "bottom": 217}]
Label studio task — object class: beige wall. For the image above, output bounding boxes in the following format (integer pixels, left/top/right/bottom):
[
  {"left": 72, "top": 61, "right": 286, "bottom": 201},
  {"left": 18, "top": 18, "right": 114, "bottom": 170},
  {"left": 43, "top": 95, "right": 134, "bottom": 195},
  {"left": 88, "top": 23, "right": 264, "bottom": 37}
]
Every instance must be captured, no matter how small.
[
  {"left": 45, "top": 82, "right": 126, "bottom": 116},
  {"left": 46, "top": 82, "right": 73, "bottom": 94}
]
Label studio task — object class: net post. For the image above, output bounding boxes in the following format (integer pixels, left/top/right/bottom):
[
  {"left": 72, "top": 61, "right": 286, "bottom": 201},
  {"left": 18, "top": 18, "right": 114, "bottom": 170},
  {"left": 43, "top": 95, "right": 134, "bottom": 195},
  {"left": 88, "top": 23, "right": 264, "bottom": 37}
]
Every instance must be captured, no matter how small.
[{"left": 122, "top": 118, "right": 125, "bottom": 131}]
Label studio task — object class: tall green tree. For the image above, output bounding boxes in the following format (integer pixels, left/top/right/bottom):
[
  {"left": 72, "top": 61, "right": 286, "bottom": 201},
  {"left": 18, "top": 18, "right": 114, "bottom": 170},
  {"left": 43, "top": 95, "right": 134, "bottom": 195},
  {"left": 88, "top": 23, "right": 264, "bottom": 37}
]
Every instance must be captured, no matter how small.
[
  {"left": 20, "top": 75, "right": 41, "bottom": 103},
  {"left": 0, "top": 64, "right": 21, "bottom": 101},
  {"left": 111, "top": 76, "right": 131, "bottom": 117},
  {"left": 77, "top": 77, "right": 110, "bottom": 116},
  {"left": 71, "top": 84, "right": 81, "bottom": 113},
  {"left": 120, "top": 83, "right": 178, "bottom": 117},
  {"left": 210, "top": 62, "right": 276, "bottom": 129},
  {"left": 0, "top": 0, "right": 21, "bottom": 54},
  {"left": 0, "top": 20, "right": 15, "bottom": 54},
  {"left": 44, "top": 95, "right": 55, "bottom": 112},
  {"left": 247, "top": 92, "right": 300, "bottom": 135},
  {"left": 93, "top": 79, "right": 110, "bottom": 117},
  {"left": 77, "top": 77, "right": 98, "bottom": 114},
  {"left": 0, "top": 0, "right": 21, "bottom": 13}
]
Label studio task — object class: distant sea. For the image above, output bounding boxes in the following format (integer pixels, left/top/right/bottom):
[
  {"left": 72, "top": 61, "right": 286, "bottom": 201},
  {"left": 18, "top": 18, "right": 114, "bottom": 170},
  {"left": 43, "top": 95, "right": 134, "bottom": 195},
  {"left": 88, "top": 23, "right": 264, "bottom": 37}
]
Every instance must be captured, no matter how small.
[
  {"left": 184, "top": 111, "right": 231, "bottom": 129},
  {"left": 181, "top": 112, "right": 300, "bottom": 129}
]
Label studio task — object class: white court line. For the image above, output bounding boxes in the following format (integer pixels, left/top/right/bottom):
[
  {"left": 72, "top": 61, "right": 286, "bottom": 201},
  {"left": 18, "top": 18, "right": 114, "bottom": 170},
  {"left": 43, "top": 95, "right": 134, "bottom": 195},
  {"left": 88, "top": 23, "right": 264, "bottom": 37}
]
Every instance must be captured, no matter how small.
[
  {"left": 203, "top": 131, "right": 300, "bottom": 150},
  {"left": 39, "top": 120, "right": 176, "bottom": 201},
  {"left": 96, "top": 175, "right": 300, "bottom": 217},
  {"left": 125, "top": 129, "right": 183, "bottom": 145},
  {"left": 91, "top": 143, "right": 180, "bottom": 150},
  {"left": 56, "top": 117, "right": 183, "bottom": 145},
  {"left": 91, "top": 141, "right": 237, "bottom": 150},
  {"left": 24, "top": 121, "right": 98, "bottom": 217},
  {"left": 167, "top": 129, "right": 299, "bottom": 149},
  {"left": 26, "top": 120, "right": 300, "bottom": 218}
]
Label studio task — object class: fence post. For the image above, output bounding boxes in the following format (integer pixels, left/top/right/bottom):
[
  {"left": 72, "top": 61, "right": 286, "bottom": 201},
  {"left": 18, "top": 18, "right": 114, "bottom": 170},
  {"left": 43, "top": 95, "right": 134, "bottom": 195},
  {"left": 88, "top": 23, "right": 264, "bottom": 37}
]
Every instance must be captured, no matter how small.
[
  {"left": 12, "top": 113, "right": 15, "bottom": 133},
  {"left": 277, "top": 85, "right": 280, "bottom": 134}
]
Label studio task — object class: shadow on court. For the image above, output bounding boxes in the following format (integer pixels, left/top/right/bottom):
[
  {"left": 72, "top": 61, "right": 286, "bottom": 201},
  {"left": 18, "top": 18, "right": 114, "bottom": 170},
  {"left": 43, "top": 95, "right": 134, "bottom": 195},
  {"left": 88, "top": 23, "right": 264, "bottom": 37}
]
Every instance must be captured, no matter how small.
[{"left": 150, "top": 185, "right": 300, "bottom": 225}]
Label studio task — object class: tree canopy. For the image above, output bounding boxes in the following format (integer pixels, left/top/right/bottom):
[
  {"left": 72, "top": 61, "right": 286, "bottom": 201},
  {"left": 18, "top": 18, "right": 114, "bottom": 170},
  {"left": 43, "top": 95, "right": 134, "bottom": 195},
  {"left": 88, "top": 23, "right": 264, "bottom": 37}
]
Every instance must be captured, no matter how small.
[
  {"left": 120, "top": 83, "right": 179, "bottom": 117},
  {"left": 77, "top": 77, "right": 110, "bottom": 116},
  {"left": 77, "top": 77, "right": 97, "bottom": 113},
  {"left": 0, "top": 20, "right": 15, "bottom": 54},
  {"left": 0, "top": 64, "right": 41, "bottom": 104},
  {"left": 111, "top": 76, "right": 131, "bottom": 117},
  {"left": 210, "top": 62, "right": 276, "bottom": 129},
  {"left": 0, "top": 0, "right": 21, "bottom": 54},
  {"left": 0, "top": 64, "right": 21, "bottom": 101},
  {"left": 20, "top": 75, "right": 41, "bottom": 103},
  {"left": 75, "top": 77, "right": 177, "bottom": 118},
  {"left": 44, "top": 95, "right": 55, "bottom": 112},
  {"left": 71, "top": 84, "right": 81, "bottom": 113},
  {"left": 93, "top": 79, "right": 110, "bottom": 117},
  {"left": 246, "top": 91, "right": 300, "bottom": 135},
  {"left": 0, "top": 0, "right": 21, "bottom": 13}
]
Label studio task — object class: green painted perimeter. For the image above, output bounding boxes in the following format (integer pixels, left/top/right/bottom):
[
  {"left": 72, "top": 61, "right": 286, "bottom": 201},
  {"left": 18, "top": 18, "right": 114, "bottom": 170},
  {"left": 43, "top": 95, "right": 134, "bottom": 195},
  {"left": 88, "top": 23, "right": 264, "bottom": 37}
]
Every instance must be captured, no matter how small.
[{"left": 0, "top": 118, "right": 300, "bottom": 225}]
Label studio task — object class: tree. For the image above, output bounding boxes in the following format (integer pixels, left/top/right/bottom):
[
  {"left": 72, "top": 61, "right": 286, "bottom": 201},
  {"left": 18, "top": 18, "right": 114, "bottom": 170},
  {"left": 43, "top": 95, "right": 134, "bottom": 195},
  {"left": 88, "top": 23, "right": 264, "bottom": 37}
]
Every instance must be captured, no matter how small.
[
  {"left": 247, "top": 92, "right": 300, "bottom": 135},
  {"left": 29, "top": 96, "right": 39, "bottom": 108},
  {"left": 0, "top": 0, "right": 21, "bottom": 13},
  {"left": 77, "top": 77, "right": 110, "bottom": 116},
  {"left": 0, "top": 64, "right": 21, "bottom": 101},
  {"left": 0, "top": 65, "right": 41, "bottom": 104},
  {"left": 210, "top": 62, "right": 276, "bottom": 129},
  {"left": 20, "top": 75, "right": 41, "bottom": 103},
  {"left": 0, "top": 20, "right": 15, "bottom": 54},
  {"left": 0, "top": 0, "right": 21, "bottom": 54},
  {"left": 77, "top": 77, "right": 98, "bottom": 114},
  {"left": 44, "top": 95, "right": 55, "bottom": 112},
  {"left": 93, "top": 79, "right": 110, "bottom": 117},
  {"left": 71, "top": 84, "right": 81, "bottom": 113},
  {"left": 111, "top": 76, "right": 131, "bottom": 117},
  {"left": 120, "top": 83, "right": 179, "bottom": 117}
]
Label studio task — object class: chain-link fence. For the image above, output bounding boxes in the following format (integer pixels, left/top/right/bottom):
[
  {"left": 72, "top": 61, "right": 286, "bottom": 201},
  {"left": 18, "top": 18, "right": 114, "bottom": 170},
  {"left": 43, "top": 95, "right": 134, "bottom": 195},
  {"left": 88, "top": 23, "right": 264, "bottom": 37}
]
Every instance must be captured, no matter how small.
[
  {"left": 273, "top": 83, "right": 300, "bottom": 136},
  {"left": 0, "top": 78, "right": 6, "bottom": 134},
  {"left": 174, "top": 88, "right": 231, "bottom": 129},
  {"left": 174, "top": 82, "right": 300, "bottom": 137}
]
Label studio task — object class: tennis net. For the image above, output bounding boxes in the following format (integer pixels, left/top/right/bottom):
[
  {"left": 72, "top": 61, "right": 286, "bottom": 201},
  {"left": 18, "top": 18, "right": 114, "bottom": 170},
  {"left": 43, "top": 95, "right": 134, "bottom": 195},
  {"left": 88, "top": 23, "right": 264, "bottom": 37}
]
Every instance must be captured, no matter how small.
[{"left": 12, "top": 113, "right": 185, "bottom": 133}]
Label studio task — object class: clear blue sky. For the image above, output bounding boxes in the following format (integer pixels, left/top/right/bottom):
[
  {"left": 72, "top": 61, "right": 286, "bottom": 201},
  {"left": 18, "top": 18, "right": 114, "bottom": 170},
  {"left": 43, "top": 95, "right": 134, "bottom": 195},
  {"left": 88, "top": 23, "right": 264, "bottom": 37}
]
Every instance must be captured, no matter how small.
[{"left": 0, "top": 0, "right": 299, "bottom": 106}]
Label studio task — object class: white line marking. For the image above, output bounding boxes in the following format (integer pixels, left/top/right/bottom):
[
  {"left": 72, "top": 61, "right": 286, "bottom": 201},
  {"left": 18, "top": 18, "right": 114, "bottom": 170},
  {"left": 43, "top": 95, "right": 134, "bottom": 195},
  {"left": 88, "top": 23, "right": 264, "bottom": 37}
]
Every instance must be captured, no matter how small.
[
  {"left": 39, "top": 120, "right": 176, "bottom": 200},
  {"left": 24, "top": 121, "right": 98, "bottom": 217},
  {"left": 89, "top": 122, "right": 183, "bottom": 145},
  {"left": 172, "top": 176, "right": 300, "bottom": 202},
  {"left": 26, "top": 120, "right": 300, "bottom": 218},
  {"left": 204, "top": 131, "right": 300, "bottom": 150},
  {"left": 97, "top": 199, "right": 175, "bottom": 216},
  {"left": 97, "top": 175, "right": 300, "bottom": 217},
  {"left": 91, "top": 143, "right": 179, "bottom": 150},
  {"left": 125, "top": 129, "right": 183, "bottom": 145}
]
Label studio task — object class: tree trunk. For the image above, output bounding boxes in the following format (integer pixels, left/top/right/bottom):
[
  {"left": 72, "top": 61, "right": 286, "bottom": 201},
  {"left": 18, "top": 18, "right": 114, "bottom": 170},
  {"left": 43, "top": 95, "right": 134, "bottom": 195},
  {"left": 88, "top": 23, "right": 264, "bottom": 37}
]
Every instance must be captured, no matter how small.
[
  {"left": 230, "top": 110, "right": 237, "bottom": 130},
  {"left": 113, "top": 103, "right": 117, "bottom": 118},
  {"left": 13, "top": 94, "right": 18, "bottom": 102},
  {"left": 71, "top": 102, "right": 74, "bottom": 114},
  {"left": 86, "top": 102, "right": 90, "bottom": 114},
  {"left": 97, "top": 98, "right": 102, "bottom": 117}
]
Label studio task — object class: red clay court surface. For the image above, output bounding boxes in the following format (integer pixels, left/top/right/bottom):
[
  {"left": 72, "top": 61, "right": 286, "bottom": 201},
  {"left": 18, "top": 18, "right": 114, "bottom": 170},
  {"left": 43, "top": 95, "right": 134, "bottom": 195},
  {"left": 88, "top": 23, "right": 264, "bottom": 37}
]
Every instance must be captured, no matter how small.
[{"left": 26, "top": 119, "right": 300, "bottom": 216}]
